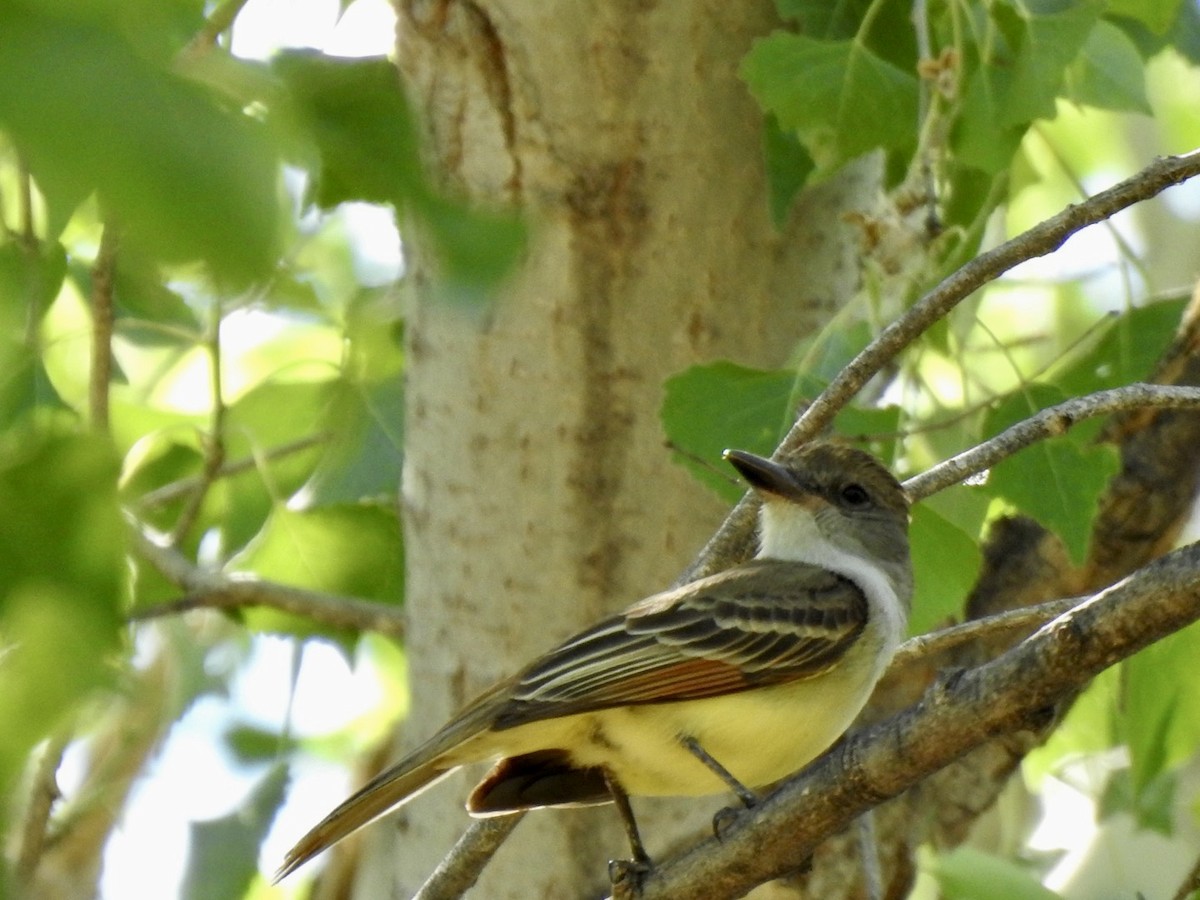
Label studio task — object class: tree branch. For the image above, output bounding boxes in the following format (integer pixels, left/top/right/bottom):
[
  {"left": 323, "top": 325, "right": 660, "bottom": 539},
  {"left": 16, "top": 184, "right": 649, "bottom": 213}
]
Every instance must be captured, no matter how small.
[
  {"left": 628, "top": 539, "right": 1200, "bottom": 898},
  {"left": 689, "top": 150, "right": 1200, "bottom": 579},
  {"left": 902, "top": 383, "right": 1200, "bottom": 501},
  {"left": 412, "top": 815, "right": 525, "bottom": 900},
  {"left": 128, "top": 522, "right": 406, "bottom": 639}
]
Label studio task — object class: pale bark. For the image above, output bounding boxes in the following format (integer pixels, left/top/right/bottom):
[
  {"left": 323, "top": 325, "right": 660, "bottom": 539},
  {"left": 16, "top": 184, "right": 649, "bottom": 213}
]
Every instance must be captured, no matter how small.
[{"left": 363, "top": 1, "right": 882, "bottom": 897}]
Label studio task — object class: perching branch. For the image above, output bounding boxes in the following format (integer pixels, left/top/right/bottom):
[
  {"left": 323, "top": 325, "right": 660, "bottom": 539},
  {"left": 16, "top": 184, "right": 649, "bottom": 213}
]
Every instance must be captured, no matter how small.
[
  {"left": 128, "top": 521, "right": 406, "bottom": 639},
  {"left": 412, "top": 815, "right": 526, "bottom": 900},
  {"left": 628, "top": 539, "right": 1200, "bottom": 899}
]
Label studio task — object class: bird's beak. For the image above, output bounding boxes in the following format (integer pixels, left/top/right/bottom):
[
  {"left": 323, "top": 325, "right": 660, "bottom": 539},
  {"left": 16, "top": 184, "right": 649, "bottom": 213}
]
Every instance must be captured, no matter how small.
[{"left": 724, "top": 449, "right": 810, "bottom": 501}]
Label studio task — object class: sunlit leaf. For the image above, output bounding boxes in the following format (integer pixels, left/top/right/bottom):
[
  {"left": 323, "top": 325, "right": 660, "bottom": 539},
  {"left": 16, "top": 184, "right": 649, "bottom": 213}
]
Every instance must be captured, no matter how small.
[
  {"left": 0, "top": 4, "right": 281, "bottom": 280},
  {"left": 1024, "top": 665, "right": 1120, "bottom": 785},
  {"left": 0, "top": 433, "right": 125, "bottom": 800},
  {"left": 955, "top": 0, "right": 1102, "bottom": 172},
  {"left": 274, "top": 50, "right": 524, "bottom": 295},
  {"left": 230, "top": 502, "right": 404, "bottom": 637},
  {"left": 662, "top": 361, "right": 900, "bottom": 500},
  {"left": 932, "top": 847, "right": 1063, "bottom": 899},
  {"left": 1109, "top": 0, "right": 1184, "bottom": 36},
  {"left": 303, "top": 376, "right": 404, "bottom": 505}
]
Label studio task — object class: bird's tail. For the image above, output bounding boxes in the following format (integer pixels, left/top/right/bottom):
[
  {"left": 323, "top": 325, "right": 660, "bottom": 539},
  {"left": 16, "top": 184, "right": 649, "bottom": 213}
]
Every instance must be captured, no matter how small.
[{"left": 274, "top": 755, "right": 454, "bottom": 882}]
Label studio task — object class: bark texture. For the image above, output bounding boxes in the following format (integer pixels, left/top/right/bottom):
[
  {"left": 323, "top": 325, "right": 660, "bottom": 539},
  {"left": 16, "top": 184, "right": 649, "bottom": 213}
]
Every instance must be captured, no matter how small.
[{"left": 364, "top": 1, "right": 882, "bottom": 897}]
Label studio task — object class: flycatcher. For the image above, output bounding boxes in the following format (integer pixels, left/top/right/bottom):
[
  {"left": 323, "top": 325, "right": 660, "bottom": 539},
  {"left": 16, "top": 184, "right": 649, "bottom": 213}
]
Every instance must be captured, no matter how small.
[{"left": 276, "top": 442, "right": 912, "bottom": 881}]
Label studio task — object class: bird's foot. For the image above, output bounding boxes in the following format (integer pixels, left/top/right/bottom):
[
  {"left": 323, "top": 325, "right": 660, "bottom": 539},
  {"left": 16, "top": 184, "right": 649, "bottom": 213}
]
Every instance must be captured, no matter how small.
[{"left": 608, "top": 856, "right": 652, "bottom": 896}]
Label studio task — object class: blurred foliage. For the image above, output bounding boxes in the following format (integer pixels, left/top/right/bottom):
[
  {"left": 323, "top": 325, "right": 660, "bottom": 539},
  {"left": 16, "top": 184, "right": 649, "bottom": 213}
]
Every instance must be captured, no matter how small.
[
  {"left": 0, "top": 0, "right": 519, "bottom": 895},
  {"left": 0, "top": 0, "right": 1198, "bottom": 897}
]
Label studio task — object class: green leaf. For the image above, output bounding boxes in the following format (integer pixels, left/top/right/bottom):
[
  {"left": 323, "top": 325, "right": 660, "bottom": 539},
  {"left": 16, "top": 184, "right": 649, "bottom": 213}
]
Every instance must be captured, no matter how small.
[
  {"left": 954, "top": 1, "right": 1102, "bottom": 172},
  {"left": 274, "top": 50, "right": 526, "bottom": 294},
  {"left": 662, "top": 361, "right": 899, "bottom": 500},
  {"left": 1024, "top": 665, "right": 1120, "bottom": 785},
  {"left": 932, "top": 847, "right": 1063, "bottom": 900},
  {"left": 1122, "top": 621, "right": 1200, "bottom": 801},
  {"left": 218, "top": 378, "right": 337, "bottom": 551},
  {"left": 1000, "top": 1, "right": 1101, "bottom": 126},
  {"left": 0, "top": 433, "right": 125, "bottom": 799},
  {"left": 1109, "top": 0, "right": 1184, "bottom": 35},
  {"left": 741, "top": 33, "right": 918, "bottom": 177},
  {"left": 1099, "top": 766, "right": 1176, "bottom": 835},
  {"left": 304, "top": 376, "right": 405, "bottom": 505},
  {"left": 981, "top": 385, "right": 1120, "bottom": 564},
  {"left": 762, "top": 114, "right": 814, "bottom": 227},
  {"left": 774, "top": 0, "right": 871, "bottom": 38},
  {"left": 1052, "top": 299, "right": 1187, "bottom": 397},
  {"left": 224, "top": 723, "right": 297, "bottom": 764},
  {"left": 181, "top": 763, "right": 289, "bottom": 900},
  {"left": 662, "top": 362, "right": 799, "bottom": 501},
  {"left": 230, "top": 502, "right": 404, "bottom": 636},
  {"left": 908, "top": 505, "right": 981, "bottom": 636},
  {"left": 272, "top": 51, "right": 422, "bottom": 210},
  {"left": 419, "top": 193, "right": 528, "bottom": 297},
  {"left": 0, "top": 6, "right": 281, "bottom": 282},
  {"left": 1063, "top": 20, "right": 1152, "bottom": 114}
]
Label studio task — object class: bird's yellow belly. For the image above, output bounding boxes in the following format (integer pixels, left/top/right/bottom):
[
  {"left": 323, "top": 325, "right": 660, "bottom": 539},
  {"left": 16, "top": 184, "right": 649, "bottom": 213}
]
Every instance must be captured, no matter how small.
[{"left": 487, "top": 667, "right": 875, "bottom": 798}]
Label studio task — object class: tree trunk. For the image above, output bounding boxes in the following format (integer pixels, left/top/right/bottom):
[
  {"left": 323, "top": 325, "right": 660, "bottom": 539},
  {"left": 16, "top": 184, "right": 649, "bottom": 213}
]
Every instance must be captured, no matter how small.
[{"left": 365, "top": 2, "right": 882, "bottom": 896}]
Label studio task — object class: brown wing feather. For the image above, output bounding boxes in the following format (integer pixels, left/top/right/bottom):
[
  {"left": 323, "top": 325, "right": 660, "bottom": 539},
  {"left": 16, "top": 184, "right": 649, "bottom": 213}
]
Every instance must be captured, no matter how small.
[{"left": 492, "top": 559, "right": 867, "bottom": 730}]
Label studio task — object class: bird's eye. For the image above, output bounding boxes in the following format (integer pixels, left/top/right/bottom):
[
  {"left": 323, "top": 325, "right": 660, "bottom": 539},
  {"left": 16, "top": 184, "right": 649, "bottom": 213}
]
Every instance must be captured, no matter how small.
[{"left": 840, "top": 483, "right": 871, "bottom": 507}]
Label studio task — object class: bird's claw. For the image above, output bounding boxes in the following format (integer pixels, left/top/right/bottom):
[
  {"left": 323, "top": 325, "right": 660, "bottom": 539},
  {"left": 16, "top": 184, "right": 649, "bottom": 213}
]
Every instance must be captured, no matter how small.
[
  {"left": 712, "top": 804, "right": 744, "bottom": 840},
  {"left": 608, "top": 857, "right": 652, "bottom": 894}
]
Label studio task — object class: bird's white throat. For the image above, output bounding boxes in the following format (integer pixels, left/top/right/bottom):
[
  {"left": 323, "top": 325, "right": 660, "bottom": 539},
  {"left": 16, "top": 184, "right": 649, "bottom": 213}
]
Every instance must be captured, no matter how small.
[{"left": 757, "top": 502, "right": 907, "bottom": 634}]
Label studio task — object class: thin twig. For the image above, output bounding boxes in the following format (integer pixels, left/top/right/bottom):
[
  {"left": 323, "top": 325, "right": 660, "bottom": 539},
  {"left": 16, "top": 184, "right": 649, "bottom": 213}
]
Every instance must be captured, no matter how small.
[
  {"left": 89, "top": 223, "right": 119, "bottom": 433},
  {"left": 137, "top": 433, "right": 329, "bottom": 508},
  {"left": 128, "top": 521, "right": 406, "bottom": 638},
  {"left": 903, "top": 383, "right": 1200, "bottom": 501},
  {"left": 181, "top": 0, "right": 251, "bottom": 57},
  {"left": 892, "top": 596, "right": 1080, "bottom": 668},
  {"left": 15, "top": 729, "right": 72, "bottom": 886},
  {"left": 169, "top": 300, "right": 226, "bottom": 546},
  {"left": 1170, "top": 848, "right": 1200, "bottom": 900}
]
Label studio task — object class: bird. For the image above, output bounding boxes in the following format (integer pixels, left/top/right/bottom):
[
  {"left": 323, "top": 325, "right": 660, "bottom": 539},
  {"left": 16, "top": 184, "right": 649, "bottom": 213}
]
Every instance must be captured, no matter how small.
[{"left": 276, "top": 442, "right": 913, "bottom": 882}]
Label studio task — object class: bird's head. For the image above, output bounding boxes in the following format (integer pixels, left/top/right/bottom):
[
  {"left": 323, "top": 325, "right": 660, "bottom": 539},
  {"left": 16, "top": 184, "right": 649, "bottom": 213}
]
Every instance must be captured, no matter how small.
[{"left": 724, "top": 444, "right": 913, "bottom": 607}]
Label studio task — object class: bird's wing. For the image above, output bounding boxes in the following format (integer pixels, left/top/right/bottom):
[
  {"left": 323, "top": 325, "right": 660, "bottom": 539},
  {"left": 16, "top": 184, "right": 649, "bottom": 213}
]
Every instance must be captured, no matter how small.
[{"left": 492, "top": 559, "right": 867, "bottom": 730}]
